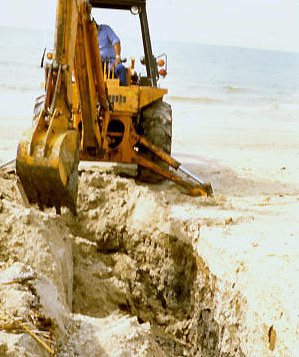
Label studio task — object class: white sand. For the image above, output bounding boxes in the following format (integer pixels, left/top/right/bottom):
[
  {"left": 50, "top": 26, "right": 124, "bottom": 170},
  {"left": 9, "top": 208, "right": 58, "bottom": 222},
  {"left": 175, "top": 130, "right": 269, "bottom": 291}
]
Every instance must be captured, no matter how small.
[{"left": 0, "top": 96, "right": 298, "bottom": 356}]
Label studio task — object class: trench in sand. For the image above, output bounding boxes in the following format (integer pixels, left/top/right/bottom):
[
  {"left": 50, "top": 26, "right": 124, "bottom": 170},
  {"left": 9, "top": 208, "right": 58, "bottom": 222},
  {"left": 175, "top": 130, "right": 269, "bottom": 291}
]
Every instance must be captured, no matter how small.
[
  {"left": 70, "top": 223, "right": 241, "bottom": 356},
  {"left": 1, "top": 167, "right": 293, "bottom": 356},
  {"left": 64, "top": 168, "right": 247, "bottom": 356}
]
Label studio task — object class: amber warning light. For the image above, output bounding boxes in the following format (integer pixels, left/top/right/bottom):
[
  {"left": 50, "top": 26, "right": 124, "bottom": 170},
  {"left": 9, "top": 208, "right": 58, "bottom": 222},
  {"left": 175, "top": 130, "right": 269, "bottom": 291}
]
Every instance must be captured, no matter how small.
[
  {"left": 156, "top": 54, "right": 167, "bottom": 78},
  {"left": 157, "top": 59, "right": 164, "bottom": 67}
]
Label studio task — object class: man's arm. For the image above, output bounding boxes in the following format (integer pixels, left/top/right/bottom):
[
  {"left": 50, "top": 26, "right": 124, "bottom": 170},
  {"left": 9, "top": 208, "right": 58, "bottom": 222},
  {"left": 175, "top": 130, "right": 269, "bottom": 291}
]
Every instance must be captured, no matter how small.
[
  {"left": 113, "top": 41, "right": 121, "bottom": 68},
  {"left": 105, "top": 25, "right": 121, "bottom": 68}
]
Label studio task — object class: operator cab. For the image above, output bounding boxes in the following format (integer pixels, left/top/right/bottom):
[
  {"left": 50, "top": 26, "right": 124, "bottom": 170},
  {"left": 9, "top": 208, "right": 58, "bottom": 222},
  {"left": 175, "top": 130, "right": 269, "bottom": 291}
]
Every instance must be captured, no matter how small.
[{"left": 90, "top": 0, "right": 167, "bottom": 87}]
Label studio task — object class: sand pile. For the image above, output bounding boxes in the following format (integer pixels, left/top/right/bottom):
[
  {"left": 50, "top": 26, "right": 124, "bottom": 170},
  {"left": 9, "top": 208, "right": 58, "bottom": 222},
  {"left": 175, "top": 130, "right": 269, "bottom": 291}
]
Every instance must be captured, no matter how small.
[{"left": 0, "top": 161, "right": 297, "bottom": 356}]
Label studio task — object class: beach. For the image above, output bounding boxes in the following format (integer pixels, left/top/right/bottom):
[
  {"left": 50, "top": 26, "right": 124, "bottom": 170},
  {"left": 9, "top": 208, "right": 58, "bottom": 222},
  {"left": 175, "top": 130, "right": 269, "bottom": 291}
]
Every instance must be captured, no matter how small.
[{"left": 0, "top": 26, "right": 298, "bottom": 356}]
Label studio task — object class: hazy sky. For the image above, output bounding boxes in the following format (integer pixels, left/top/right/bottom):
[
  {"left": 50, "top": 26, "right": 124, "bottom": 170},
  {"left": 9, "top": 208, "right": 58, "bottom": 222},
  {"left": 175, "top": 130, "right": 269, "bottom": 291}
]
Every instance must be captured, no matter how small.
[{"left": 1, "top": 0, "right": 298, "bottom": 52}]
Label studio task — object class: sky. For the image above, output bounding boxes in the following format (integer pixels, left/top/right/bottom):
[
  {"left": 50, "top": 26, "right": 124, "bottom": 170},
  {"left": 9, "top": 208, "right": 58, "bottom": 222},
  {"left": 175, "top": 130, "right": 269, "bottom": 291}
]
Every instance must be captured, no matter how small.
[{"left": 1, "top": 0, "right": 299, "bottom": 52}]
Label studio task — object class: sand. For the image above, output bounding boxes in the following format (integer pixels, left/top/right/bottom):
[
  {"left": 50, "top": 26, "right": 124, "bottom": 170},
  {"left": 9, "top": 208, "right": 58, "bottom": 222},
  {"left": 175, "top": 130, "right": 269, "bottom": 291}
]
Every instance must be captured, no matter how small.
[{"left": 0, "top": 97, "right": 298, "bottom": 356}]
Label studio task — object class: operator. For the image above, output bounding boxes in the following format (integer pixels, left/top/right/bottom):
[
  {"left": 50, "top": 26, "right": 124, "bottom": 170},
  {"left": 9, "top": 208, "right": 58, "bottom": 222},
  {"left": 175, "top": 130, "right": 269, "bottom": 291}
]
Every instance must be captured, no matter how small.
[{"left": 97, "top": 23, "right": 127, "bottom": 86}]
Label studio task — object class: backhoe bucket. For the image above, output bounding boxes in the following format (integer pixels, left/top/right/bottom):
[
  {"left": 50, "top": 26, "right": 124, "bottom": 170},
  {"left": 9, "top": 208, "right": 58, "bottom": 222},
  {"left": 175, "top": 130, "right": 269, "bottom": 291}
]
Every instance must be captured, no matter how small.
[{"left": 16, "top": 127, "right": 79, "bottom": 214}]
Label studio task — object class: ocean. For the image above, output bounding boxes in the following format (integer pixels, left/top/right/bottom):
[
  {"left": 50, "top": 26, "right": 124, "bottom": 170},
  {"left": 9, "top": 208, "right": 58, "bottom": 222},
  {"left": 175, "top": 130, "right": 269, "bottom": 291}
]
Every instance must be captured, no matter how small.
[{"left": 0, "top": 25, "right": 298, "bottom": 164}]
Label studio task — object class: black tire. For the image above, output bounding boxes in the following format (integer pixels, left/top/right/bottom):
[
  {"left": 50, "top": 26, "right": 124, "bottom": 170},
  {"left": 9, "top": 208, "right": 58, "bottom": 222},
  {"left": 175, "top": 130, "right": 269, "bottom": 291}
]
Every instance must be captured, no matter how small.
[{"left": 138, "top": 99, "right": 172, "bottom": 183}]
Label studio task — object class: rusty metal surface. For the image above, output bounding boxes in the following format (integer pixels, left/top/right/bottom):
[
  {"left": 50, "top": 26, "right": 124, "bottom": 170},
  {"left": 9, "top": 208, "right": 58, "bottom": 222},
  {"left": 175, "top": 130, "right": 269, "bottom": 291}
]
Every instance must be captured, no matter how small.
[{"left": 16, "top": 127, "right": 79, "bottom": 214}]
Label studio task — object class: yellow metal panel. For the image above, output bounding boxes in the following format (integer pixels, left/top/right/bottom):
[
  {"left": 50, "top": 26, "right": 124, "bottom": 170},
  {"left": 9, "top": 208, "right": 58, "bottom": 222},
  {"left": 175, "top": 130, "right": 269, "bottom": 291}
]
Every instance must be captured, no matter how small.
[
  {"left": 106, "top": 84, "right": 139, "bottom": 113},
  {"left": 139, "top": 87, "right": 167, "bottom": 109},
  {"left": 106, "top": 82, "right": 167, "bottom": 113}
]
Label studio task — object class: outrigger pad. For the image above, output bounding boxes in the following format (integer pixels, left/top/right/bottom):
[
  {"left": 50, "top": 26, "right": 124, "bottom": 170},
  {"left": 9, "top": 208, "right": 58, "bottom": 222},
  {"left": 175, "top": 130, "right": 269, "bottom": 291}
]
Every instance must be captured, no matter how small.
[{"left": 187, "top": 182, "right": 213, "bottom": 197}]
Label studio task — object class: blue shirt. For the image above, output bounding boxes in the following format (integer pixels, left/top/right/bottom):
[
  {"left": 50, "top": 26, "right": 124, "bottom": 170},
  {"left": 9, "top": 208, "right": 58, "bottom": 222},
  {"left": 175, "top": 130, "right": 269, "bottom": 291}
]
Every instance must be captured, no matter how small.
[{"left": 97, "top": 24, "right": 120, "bottom": 63}]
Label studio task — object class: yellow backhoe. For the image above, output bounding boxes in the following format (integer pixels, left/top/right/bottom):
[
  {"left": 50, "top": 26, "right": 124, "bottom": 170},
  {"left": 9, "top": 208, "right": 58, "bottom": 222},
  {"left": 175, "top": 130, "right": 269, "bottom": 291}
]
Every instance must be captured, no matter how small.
[{"left": 16, "top": 0, "right": 212, "bottom": 215}]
